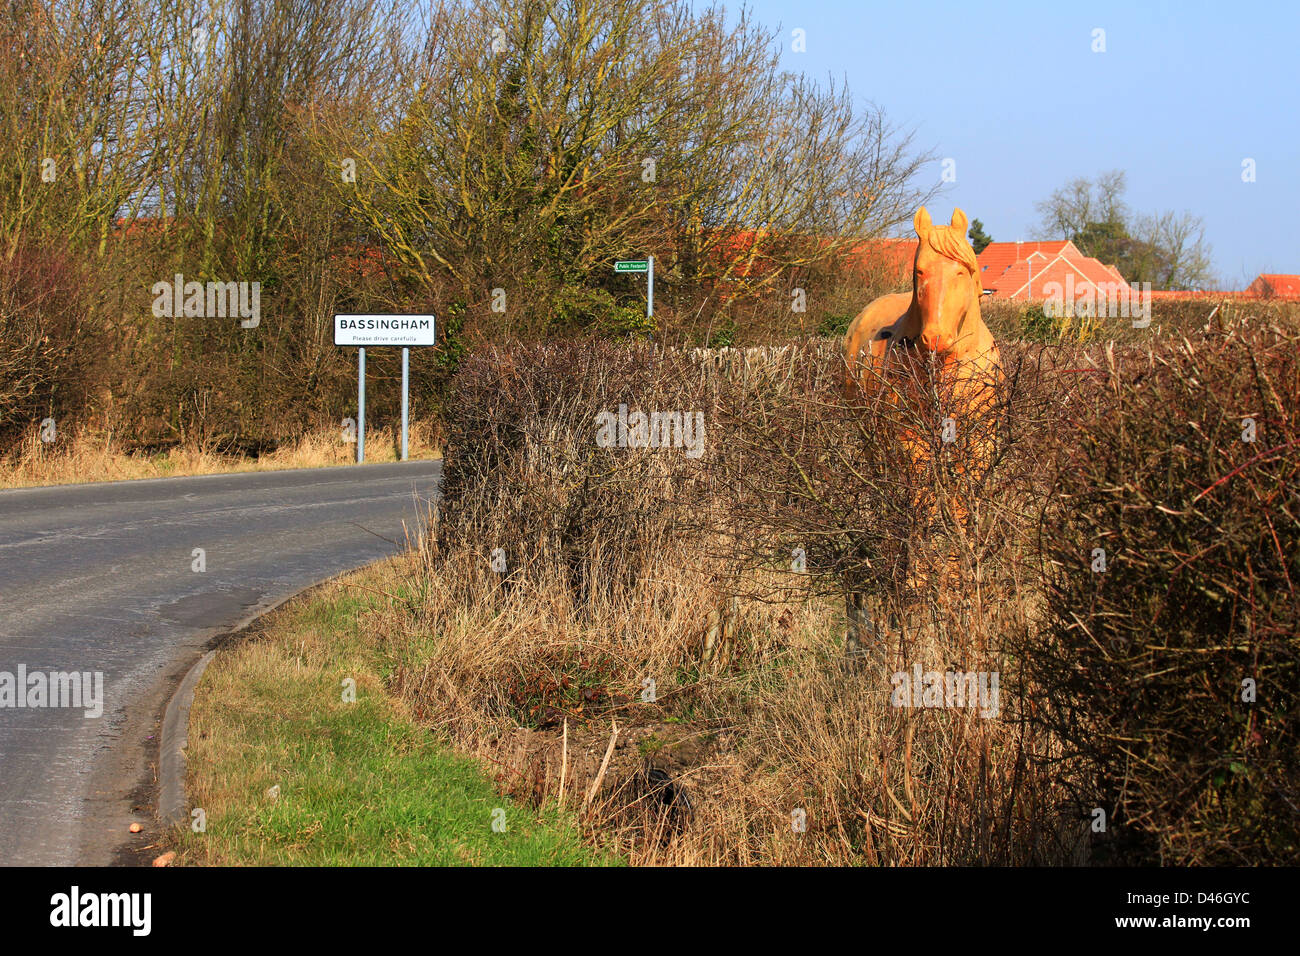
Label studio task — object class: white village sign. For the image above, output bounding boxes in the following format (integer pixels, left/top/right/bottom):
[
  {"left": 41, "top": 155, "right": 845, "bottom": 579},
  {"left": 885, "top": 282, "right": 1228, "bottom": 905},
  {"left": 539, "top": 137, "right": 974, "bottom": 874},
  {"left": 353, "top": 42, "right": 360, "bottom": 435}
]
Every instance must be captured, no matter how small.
[{"left": 333, "top": 314, "right": 437, "bottom": 462}]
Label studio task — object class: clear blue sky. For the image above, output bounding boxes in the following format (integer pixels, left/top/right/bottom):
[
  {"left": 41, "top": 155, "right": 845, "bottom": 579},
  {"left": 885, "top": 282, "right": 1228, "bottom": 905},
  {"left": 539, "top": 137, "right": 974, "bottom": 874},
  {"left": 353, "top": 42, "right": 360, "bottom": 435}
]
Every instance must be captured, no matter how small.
[{"left": 731, "top": 0, "right": 1299, "bottom": 287}]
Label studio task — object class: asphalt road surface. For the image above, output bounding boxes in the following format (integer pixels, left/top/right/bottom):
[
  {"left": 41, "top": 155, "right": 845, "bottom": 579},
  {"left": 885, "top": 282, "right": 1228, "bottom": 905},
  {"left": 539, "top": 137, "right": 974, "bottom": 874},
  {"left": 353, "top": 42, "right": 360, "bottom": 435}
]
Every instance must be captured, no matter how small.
[{"left": 0, "top": 461, "right": 441, "bottom": 865}]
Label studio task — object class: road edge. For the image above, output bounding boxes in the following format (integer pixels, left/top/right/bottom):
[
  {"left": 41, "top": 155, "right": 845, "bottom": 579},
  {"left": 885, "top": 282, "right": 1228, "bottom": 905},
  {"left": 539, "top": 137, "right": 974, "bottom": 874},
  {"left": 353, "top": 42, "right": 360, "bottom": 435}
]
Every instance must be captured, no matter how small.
[
  {"left": 158, "top": 650, "right": 217, "bottom": 826},
  {"left": 152, "top": 562, "right": 398, "bottom": 835}
]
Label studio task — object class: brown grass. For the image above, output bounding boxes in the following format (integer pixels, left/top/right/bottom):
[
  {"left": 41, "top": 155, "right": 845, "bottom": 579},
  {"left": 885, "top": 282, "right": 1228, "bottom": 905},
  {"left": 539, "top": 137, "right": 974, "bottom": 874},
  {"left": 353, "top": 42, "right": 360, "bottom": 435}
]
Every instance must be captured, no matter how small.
[
  {"left": 0, "top": 420, "right": 440, "bottom": 489},
  {"left": 359, "top": 514, "right": 1081, "bottom": 865}
]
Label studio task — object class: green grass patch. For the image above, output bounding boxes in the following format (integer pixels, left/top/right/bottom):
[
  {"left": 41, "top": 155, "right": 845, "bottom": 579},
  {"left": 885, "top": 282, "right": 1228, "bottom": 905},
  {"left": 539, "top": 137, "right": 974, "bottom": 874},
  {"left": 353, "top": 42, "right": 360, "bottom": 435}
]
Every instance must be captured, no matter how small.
[{"left": 173, "top": 574, "right": 617, "bottom": 866}]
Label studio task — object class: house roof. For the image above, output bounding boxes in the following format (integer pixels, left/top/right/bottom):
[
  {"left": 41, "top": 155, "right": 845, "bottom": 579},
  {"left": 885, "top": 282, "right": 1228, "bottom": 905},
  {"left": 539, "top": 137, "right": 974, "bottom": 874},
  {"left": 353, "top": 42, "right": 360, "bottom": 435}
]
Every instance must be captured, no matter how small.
[
  {"left": 976, "top": 241, "right": 1075, "bottom": 293},
  {"left": 980, "top": 236, "right": 1300, "bottom": 301},
  {"left": 1250, "top": 274, "right": 1300, "bottom": 297},
  {"left": 978, "top": 240, "right": 1128, "bottom": 300},
  {"left": 111, "top": 216, "right": 173, "bottom": 238},
  {"left": 1150, "top": 274, "right": 1300, "bottom": 300},
  {"left": 845, "top": 237, "right": 915, "bottom": 280}
]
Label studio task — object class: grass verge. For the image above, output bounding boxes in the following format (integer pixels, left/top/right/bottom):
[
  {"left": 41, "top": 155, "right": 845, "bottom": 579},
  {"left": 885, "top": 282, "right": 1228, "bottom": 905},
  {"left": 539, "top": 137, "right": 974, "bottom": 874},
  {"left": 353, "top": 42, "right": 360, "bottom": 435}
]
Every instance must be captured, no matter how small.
[
  {"left": 169, "top": 564, "right": 615, "bottom": 866},
  {"left": 1, "top": 422, "right": 440, "bottom": 490}
]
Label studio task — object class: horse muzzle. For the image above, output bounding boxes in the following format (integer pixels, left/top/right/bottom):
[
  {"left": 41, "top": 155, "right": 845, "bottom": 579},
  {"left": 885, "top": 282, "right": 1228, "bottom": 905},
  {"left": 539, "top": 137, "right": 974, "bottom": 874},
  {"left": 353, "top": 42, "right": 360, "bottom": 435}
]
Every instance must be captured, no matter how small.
[{"left": 920, "top": 331, "right": 952, "bottom": 353}]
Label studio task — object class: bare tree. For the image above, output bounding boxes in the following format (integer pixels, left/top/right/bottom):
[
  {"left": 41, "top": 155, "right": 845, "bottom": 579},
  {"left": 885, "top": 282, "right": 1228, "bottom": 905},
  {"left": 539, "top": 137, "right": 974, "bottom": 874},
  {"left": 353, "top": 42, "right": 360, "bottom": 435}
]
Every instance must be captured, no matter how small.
[
  {"left": 1033, "top": 169, "right": 1214, "bottom": 289},
  {"left": 309, "top": 0, "right": 935, "bottom": 336},
  {"left": 1033, "top": 169, "right": 1128, "bottom": 242},
  {"left": 0, "top": 0, "right": 172, "bottom": 259},
  {"left": 1130, "top": 210, "right": 1215, "bottom": 290}
]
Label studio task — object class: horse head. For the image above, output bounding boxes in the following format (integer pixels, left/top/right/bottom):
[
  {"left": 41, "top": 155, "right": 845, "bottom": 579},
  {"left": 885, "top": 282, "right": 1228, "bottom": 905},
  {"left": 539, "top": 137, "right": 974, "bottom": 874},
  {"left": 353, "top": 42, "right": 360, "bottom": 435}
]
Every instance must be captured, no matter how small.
[{"left": 911, "top": 207, "right": 981, "bottom": 358}]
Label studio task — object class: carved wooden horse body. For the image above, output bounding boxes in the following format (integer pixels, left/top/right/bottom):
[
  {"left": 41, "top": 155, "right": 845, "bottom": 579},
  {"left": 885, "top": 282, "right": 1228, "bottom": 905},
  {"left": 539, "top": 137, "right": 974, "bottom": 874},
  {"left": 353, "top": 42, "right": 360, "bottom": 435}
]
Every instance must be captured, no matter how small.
[
  {"left": 840, "top": 207, "right": 1002, "bottom": 655},
  {"left": 844, "top": 207, "right": 1000, "bottom": 436}
]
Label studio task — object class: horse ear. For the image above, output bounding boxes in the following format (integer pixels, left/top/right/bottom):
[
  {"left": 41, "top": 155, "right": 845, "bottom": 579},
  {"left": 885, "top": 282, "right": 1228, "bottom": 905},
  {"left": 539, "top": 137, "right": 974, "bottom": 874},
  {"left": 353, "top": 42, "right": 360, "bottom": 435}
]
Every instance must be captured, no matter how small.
[
  {"left": 913, "top": 207, "right": 932, "bottom": 238},
  {"left": 951, "top": 207, "right": 969, "bottom": 235}
]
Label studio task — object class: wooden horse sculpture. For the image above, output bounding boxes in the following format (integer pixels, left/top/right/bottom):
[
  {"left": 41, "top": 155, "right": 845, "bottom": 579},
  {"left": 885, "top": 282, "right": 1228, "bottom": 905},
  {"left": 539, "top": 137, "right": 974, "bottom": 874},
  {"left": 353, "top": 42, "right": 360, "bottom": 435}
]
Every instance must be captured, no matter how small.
[{"left": 840, "top": 206, "right": 1002, "bottom": 656}]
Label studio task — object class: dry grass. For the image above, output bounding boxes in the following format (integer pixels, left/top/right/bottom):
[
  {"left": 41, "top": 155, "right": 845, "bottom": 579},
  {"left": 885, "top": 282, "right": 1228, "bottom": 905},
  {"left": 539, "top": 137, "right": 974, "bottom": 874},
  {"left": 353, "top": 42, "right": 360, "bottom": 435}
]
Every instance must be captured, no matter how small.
[
  {"left": 173, "top": 566, "right": 610, "bottom": 866},
  {"left": 348, "top": 522, "right": 1079, "bottom": 866},
  {"left": 0, "top": 420, "right": 440, "bottom": 490}
]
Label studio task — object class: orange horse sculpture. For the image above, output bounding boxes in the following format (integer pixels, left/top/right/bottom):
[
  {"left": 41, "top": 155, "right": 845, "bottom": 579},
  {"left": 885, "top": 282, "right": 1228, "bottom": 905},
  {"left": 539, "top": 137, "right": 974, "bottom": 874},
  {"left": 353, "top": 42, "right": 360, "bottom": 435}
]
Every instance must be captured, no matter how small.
[
  {"left": 843, "top": 206, "right": 1001, "bottom": 507},
  {"left": 840, "top": 207, "right": 1001, "bottom": 655}
]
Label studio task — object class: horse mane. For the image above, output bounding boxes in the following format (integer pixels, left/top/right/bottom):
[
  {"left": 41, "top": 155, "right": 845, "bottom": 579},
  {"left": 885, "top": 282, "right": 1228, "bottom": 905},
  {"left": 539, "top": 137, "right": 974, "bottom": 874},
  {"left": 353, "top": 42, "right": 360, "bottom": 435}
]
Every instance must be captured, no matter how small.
[{"left": 922, "top": 225, "right": 978, "bottom": 276}]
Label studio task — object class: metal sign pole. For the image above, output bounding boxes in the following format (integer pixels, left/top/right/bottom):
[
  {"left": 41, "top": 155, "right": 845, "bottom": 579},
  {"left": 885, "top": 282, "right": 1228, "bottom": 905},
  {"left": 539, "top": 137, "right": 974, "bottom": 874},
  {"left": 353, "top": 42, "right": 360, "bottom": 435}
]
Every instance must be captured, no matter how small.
[
  {"left": 357, "top": 347, "right": 366, "bottom": 464},
  {"left": 333, "top": 314, "right": 433, "bottom": 467},
  {"left": 401, "top": 346, "right": 410, "bottom": 461},
  {"left": 615, "top": 259, "right": 653, "bottom": 338}
]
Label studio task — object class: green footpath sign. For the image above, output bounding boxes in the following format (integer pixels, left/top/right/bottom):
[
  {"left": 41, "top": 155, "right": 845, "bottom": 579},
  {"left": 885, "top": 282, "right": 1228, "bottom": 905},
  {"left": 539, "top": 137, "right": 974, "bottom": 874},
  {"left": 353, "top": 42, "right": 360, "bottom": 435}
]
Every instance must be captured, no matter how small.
[{"left": 614, "top": 256, "right": 654, "bottom": 338}]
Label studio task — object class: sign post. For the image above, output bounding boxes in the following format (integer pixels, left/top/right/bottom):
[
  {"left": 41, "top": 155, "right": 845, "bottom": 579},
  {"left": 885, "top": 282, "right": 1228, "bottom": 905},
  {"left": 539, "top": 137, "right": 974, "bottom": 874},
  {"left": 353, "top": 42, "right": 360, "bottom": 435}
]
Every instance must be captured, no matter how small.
[
  {"left": 357, "top": 347, "right": 366, "bottom": 463},
  {"left": 401, "top": 347, "right": 410, "bottom": 461},
  {"left": 615, "top": 257, "right": 654, "bottom": 337},
  {"left": 333, "top": 314, "right": 436, "bottom": 463}
]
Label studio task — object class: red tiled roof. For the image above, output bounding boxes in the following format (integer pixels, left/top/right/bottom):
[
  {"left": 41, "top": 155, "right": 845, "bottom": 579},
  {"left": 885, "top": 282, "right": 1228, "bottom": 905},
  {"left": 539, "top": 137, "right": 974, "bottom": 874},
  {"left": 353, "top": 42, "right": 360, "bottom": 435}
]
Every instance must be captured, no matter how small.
[
  {"left": 1147, "top": 289, "right": 1243, "bottom": 300},
  {"left": 111, "top": 216, "right": 173, "bottom": 238},
  {"left": 845, "top": 237, "right": 915, "bottom": 281},
  {"left": 977, "top": 241, "right": 1074, "bottom": 293},
  {"left": 715, "top": 232, "right": 918, "bottom": 285},
  {"left": 980, "top": 234, "right": 1300, "bottom": 302},
  {"left": 1248, "top": 274, "right": 1300, "bottom": 298},
  {"left": 977, "top": 239, "right": 1156, "bottom": 302},
  {"left": 985, "top": 253, "right": 1126, "bottom": 302},
  {"left": 1070, "top": 255, "right": 1129, "bottom": 291},
  {"left": 1150, "top": 275, "right": 1300, "bottom": 300}
]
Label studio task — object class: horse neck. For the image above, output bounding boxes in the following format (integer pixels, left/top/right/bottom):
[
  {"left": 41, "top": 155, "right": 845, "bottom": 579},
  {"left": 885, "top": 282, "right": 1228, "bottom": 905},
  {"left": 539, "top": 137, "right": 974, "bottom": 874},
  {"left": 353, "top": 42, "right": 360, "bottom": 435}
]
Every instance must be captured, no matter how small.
[
  {"left": 964, "top": 291, "right": 982, "bottom": 332},
  {"left": 953, "top": 291, "right": 996, "bottom": 364}
]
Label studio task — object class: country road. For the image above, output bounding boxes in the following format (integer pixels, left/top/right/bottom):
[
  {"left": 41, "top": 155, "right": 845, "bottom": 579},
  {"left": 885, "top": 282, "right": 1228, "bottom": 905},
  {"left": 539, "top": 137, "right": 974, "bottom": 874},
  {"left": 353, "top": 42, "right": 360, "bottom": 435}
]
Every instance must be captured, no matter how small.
[{"left": 0, "top": 461, "right": 441, "bottom": 866}]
